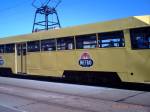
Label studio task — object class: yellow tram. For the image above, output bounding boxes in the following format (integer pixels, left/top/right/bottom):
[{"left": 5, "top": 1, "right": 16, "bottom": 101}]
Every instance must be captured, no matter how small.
[{"left": 0, "top": 15, "right": 150, "bottom": 83}]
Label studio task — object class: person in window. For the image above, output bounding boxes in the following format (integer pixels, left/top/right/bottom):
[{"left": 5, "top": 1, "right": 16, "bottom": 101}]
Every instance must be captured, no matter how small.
[
  {"left": 136, "top": 37, "right": 148, "bottom": 49},
  {"left": 68, "top": 43, "right": 73, "bottom": 50},
  {"left": 149, "top": 37, "right": 150, "bottom": 48},
  {"left": 109, "top": 40, "right": 114, "bottom": 47},
  {"left": 119, "top": 38, "right": 124, "bottom": 47}
]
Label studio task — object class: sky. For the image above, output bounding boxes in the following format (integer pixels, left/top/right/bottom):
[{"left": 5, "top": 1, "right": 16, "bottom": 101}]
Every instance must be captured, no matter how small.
[{"left": 0, "top": 0, "right": 150, "bottom": 38}]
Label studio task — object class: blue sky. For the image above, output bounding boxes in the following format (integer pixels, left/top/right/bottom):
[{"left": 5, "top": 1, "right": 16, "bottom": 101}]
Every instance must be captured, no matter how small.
[{"left": 0, "top": 0, "right": 150, "bottom": 38}]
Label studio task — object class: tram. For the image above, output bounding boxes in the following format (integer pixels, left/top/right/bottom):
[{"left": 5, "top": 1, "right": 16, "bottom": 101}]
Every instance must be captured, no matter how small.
[{"left": 0, "top": 15, "right": 150, "bottom": 83}]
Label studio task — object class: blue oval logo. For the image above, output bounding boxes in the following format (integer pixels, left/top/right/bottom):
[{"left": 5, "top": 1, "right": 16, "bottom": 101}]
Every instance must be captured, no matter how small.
[
  {"left": 79, "top": 52, "right": 93, "bottom": 67},
  {"left": 0, "top": 56, "right": 4, "bottom": 65},
  {"left": 0, "top": 59, "right": 4, "bottom": 65},
  {"left": 79, "top": 59, "right": 93, "bottom": 67}
]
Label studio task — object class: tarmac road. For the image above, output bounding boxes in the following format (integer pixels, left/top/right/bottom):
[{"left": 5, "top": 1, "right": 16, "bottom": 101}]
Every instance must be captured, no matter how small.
[{"left": 0, "top": 77, "right": 149, "bottom": 112}]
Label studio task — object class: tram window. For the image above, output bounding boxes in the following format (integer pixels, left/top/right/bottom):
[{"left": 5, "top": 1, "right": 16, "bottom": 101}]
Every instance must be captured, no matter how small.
[
  {"left": 98, "top": 31, "right": 125, "bottom": 48},
  {"left": 27, "top": 41, "right": 40, "bottom": 52},
  {"left": 41, "top": 39, "right": 56, "bottom": 51},
  {"left": 5, "top": 44, "right": 15, "bottom": 53},
  {"left": 130, "top": 27, "right": 150, "bottom": 49},
  {"left": 57, "top": 37, "right": 74, "bottom": 50},
  {"left": 17, "top": 44, "right": 27, "bottom": 55},
  {"left": 76, "top": 34, "right": 97, "bottom": 49},
  {"left": 0, "top": 45, "right": 4, "bottom": 53}
]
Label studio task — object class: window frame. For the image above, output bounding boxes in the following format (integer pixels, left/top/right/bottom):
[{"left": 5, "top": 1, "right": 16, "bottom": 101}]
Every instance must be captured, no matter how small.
[
  {"left": 41, "top": 38, "right": 56, "bottom": 52},
  {"left": 56, "top": 37, "right": 75, "bottom": 51},
  {"left": 130, "top": 27, "right": 150, "bottom": 50},
  {"left": 27, "top": 40, "right": 40, "bottom": 52},
  {"left": 0, "top": 30, "right": 127, "bottom": 53},
  {"left": 75, "top": 34, "right": 97, "bottom": 49},
  {"left": 5, "top": 43, "right": 15, "bottom": 53},
  {"left": 98, "top": 31, "right": 125, "bottom": 48},
  {"left": 0, "top": 45, "right": 5, "bottom": 53}
]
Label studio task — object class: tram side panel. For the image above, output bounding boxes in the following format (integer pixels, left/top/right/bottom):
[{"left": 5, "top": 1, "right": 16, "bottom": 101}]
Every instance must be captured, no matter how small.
[
  {"left": 125, "top": 27, "right": 150, "bottom": 83},
  {"left": 40, "top": 51, "right": 63, "bottom": 77},
  {"left": 26, "top": 52, "right": 41, "bottom": 75},
  {"left": 54, "top": 48, "right": 150, "bottom": 83},
  {"left": 85, "top": 49, "right": 127, "bottom": 82},
  {"left": 24, "top": 48, "right": 129, "bottom": 82},
  {"left": 54, "top": 48, "right": 129, "bottom": 82},
  {"left": 127, "top": 50, "right": 150, "bottom": 83},
  {"left": 0, "top": 53, "right": 15, "bottom": 75}
]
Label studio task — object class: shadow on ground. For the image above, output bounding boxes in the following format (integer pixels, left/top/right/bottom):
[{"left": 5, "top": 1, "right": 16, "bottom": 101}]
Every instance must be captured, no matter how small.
[{"left": 0, "top": 74, "right": 150, "bottom": 92}]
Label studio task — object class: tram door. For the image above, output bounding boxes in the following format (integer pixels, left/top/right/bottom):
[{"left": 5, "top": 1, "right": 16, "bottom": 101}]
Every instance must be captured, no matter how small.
[{"left": 17, "top": 43, "right": 27, "bottom": 74}]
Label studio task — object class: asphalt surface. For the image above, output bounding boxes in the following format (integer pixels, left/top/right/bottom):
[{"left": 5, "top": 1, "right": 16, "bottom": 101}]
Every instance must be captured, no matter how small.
[{"left": 0, "top": 77, "right": 149, "bottom": 112}]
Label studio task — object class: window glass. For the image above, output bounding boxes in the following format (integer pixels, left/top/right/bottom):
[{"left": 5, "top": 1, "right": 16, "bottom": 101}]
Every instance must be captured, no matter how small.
[
  {"left": 22, "top": 43, "right": 27, "bottom": 55},
  {"left": 17, "top": 44, "right": 21, "bottom": 55},
  {"left": 57, "top": 37, "right": 74, "bottom": 50},
  {"left": 17, "top": 43, "right": 26, "bottom": 55},
  {"left": 130, "top": 27, "right": 150, "bottom": 49},
  {"left": 76, "top": 34, "right": 97, "bottom": 49},
  {"left": 5, "top": 44, "right": 15, "bottom": 53},
  {"left": 98, "top": 31, "right": 125, "bottom": 48},
  {"left": 41, "top": 39, "right": 56, "bottom": 51},
  {"left": 27, "top": 41, "right": 40, "bottom": 52},
  {"left": 0, "top": 45, "right": 5, "bottom": 53}
]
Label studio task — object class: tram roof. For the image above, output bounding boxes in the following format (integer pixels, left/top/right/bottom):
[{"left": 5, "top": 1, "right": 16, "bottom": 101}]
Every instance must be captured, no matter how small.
[{"left": 0, "top": 15, "right": 150, "bottom": 44}]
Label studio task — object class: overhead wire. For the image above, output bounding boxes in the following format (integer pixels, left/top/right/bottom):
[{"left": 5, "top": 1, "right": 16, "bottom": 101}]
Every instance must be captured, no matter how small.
[{"left": 32, "top": 0, "right": 52, "bottom": 8}]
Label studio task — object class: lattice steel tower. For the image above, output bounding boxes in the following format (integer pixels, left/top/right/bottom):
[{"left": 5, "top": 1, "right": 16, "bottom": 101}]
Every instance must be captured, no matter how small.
[{"left": 32, "top": 0, "right": 61, "bottom": 32}]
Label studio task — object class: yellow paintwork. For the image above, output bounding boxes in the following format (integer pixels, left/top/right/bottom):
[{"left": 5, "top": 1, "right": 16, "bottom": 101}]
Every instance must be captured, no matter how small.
[
  {"left": 0, "top": 15, "right": 150, "bottom": 83},
  {"left": 0, "top": 53, "right": 16, "bottom": 73}
]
